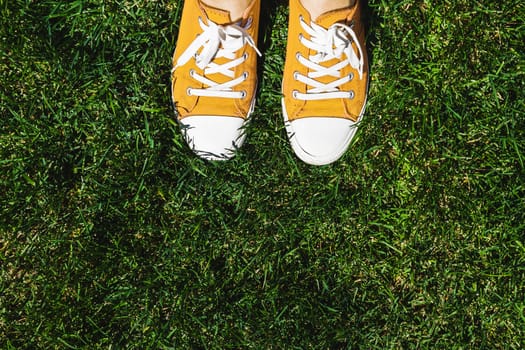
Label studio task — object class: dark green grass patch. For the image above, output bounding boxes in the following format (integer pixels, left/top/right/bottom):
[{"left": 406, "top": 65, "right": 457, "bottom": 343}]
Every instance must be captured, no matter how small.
[{"left": 1, "top": 0, "right": 524, "bottom": 348}]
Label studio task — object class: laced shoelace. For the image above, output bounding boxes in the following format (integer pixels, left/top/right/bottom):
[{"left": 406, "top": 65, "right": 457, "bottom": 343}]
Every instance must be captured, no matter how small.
[
  {"left": 293, "top": 16, "right": 365, "bottom": 101},
  {"left": 173, "top": 17, "right": 261, "bottom": 99}
]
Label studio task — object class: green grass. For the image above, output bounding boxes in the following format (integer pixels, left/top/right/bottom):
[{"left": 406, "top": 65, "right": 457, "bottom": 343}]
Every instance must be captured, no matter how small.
[{"left": 1, "top": 0, "right": 524, "bottom": 348}]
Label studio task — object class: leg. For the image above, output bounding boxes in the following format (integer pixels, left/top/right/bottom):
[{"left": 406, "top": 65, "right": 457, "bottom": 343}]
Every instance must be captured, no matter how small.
[
  {"left": 202, "top": 0, "right": 253, "bottom": 21},
  {"left": 300, "top": 0, "right": 356, "bottom": 20}
]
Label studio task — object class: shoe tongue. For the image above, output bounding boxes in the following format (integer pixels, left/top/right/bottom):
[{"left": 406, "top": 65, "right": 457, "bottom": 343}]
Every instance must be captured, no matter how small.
[
  {"left": 199, "top": 0, "right": 232, "bottom": 24},
  {"left": 305, "top": 3, "right": 359, "bottom": 115},
  {"left": 315, "top": 2, "right": 356, "bottom": 28}
]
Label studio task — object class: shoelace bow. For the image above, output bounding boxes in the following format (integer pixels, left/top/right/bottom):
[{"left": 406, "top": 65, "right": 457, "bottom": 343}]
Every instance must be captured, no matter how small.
[
  {"left": 173, "top": 17, "right": 261, "bottom": 99},
  {"left": 294, "top": 16, "right": 365, "bottom": 101}
]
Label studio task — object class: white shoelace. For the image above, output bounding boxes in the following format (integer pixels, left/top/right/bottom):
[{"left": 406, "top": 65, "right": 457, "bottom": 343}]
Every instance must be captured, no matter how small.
[
  {"left": 173, "top": 17, "right": 261, "bottom": 99},
  {"left": 294, "top": 16, "right": 365, "bottom": 101}
]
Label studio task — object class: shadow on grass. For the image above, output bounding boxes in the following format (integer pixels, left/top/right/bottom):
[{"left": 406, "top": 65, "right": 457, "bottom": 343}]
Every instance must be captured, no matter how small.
[{"left": 363, "top": 0, "right": 380, "bottom": 68}]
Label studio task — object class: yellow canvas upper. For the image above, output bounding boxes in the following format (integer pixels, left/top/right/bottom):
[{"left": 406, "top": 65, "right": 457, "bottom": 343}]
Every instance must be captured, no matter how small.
[
  {"left": 171, "top": 0, "right": 260, "bottom": 120},
  {"left": 282, "top": 0, "right": 369, "bottom": 122}
]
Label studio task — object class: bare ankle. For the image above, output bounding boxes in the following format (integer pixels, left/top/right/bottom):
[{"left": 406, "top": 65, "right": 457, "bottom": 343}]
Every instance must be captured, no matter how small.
[
  {"left": 300, "top": 0, "right": 355, "bottom": 20},
  {"left": 202, "top": 0, "right": 252, "bottom": 21}
]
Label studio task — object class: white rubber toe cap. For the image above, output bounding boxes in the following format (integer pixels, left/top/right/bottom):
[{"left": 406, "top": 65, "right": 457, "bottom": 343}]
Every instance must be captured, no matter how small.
[
  {"left": 180, "top": 115, "right": 247, "bottom": 160},
  {"left": 287, "top": 117, "right": 358, "bottom": 165}
]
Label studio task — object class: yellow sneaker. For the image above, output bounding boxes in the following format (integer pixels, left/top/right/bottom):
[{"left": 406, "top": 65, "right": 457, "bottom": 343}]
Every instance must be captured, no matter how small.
[
  {"left": 171, "top": 0, "right": 261, "bottom": 160},
  {"left": 282, "top": 0, "right": 369, "bottom": 165}
]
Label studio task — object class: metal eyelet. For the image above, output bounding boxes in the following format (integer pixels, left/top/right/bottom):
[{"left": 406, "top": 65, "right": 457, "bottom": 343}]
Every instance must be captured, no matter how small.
[
  {"left": 189, "top": 69, "right": 195, "bottom": 77},
  {"left": 293, "top": 71, "right": 299, "bottom": 80},
  {"left": 348, "top": 90, "right": 355, "bottom": 99},
  {"left": 240, "top": 90, "right": 247, "bottom": 99},
  {"left": 296, "top": 52, "right": 301, "bottom": 61},
  {"left": 243, "top": 72, "right": 249, "bottom": 79},
  {"left": 348, "top": 72, "right": 354, "bottom": 81},
  {"left": 187, "top": 88, "right": 193, "bottom": 96},
  {"left": 292, "top": 90, "right": 299, "bottom": 99}
]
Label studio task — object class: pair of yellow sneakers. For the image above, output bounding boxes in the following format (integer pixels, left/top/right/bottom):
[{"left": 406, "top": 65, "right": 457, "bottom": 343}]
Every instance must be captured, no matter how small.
[{"left": 171, "top": 0, "right": 368, "bottom": 165}]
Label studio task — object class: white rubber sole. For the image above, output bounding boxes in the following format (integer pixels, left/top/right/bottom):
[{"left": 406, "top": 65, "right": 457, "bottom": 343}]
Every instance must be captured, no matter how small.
[
  {"left": 174, "top": 85, "right": 257, "bottom": 161},
  {"left": 281, "top": 80, "right": 369, "bottom": 166}
]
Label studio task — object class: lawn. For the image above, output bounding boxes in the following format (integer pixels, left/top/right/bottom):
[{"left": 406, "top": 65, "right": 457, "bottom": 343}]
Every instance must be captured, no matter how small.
[{"left": 1, "top": 0, "right": 524, "bottom": 348}]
